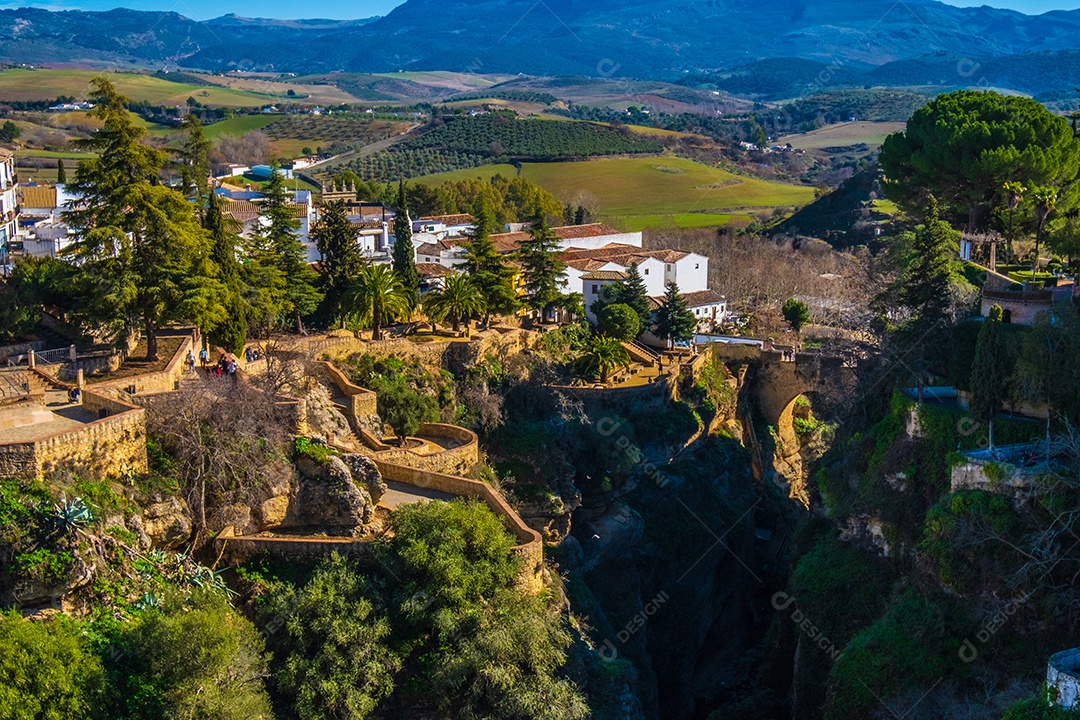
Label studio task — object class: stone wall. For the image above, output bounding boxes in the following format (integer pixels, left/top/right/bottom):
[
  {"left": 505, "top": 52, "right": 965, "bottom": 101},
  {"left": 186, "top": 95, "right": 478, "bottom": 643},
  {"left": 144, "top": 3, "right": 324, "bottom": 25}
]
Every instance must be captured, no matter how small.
[
  {"left": 549, "top": 375, "right": 673, "bottom": 407},
  {"left": 321, "top": 361, "right": 379, "bottom": 433},
  {"left": 1049, "top": 648, "right": 1080, "bottom": 708},
  {"left": 214, "top": 526, "right": 372, "bottom": 565},
  {"left": 367, "top": 423, "right": 479, "bottom": 476},
  {"left": 375, "top": 460, "right": 544, "bottom": 593},
  {"left": 90, "top": 334, "right": 193, "bottom": 396},
  {"left": 0, "top": 391, "right": 148, "bottom": 481}
]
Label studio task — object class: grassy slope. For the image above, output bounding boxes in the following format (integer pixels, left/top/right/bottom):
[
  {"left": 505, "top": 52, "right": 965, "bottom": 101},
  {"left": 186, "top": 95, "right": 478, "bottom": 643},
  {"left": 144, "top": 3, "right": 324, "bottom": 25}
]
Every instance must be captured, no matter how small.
[
  {"left": 784, "top": 121, "right": 905, "bottom": 151},
  {"left": 0, "top": 69, "right": 273, "bottom": 107},
  {"left": 416, "top": 156, "right": 813, "bottom": 229},
  {"left": 203, "top": 115, "right": 279, "bottom": 140}
]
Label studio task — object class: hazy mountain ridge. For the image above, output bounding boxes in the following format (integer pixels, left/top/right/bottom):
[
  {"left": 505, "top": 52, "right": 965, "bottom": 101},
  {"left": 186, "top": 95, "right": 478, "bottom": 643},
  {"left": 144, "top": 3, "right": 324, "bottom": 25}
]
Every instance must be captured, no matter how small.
[{"left": 1, "top": 0, "right": 1080, "bottom": 89}]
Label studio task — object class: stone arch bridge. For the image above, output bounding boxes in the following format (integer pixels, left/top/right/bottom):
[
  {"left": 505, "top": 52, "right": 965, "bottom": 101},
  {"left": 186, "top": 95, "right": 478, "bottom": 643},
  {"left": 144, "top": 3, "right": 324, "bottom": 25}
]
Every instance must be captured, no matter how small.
[{"left": 750, "top": 349, "right": 859, "bottom": 428}]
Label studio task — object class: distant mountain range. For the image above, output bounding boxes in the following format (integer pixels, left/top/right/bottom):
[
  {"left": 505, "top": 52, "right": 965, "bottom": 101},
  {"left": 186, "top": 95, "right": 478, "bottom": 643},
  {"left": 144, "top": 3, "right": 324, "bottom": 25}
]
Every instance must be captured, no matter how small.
[{"left": 2, "top": 1, "right": 1080, "bottom": 93}]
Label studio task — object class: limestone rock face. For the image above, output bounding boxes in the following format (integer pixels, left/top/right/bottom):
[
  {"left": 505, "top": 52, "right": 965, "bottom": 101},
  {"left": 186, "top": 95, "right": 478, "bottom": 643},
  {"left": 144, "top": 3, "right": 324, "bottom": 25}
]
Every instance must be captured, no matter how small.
[
  {"left": 342, "top": 453, "right": 388, "bottom": 505},
  {"left": 11, "top": 550, "right": 94, "bottom": 608},
  {"left": 294, "top": 454, "right": 375, "bottom": 531},
  {"left": 141, "top": 496, "right": 193, "bottom": 548}
]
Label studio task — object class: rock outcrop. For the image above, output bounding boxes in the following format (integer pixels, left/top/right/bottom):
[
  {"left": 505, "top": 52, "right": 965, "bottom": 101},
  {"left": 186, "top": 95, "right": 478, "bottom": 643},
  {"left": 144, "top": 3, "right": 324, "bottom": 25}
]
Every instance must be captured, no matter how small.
[
  {"left": 293, "top": 453, "right": 377, "bottom": 532},
  {"left": 342, "top": 453, "right": 388, "bottom": 505},
  {"left": 139, "top": 496, "right": 193, "bottom": 549}
]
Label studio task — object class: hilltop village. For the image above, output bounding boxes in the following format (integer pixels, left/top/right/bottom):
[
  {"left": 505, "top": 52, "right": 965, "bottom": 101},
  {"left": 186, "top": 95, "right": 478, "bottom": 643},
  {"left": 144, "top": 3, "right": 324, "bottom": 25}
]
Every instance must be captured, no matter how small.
[{"left": 0, "top": 75, "right": 1079, "bottom": 720}]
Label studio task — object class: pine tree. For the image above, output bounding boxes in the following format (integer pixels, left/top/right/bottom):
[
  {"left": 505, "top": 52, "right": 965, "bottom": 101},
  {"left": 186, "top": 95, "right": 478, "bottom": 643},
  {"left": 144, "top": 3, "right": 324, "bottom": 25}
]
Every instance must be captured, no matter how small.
[
  {"left": 518, "top": 212, "right": 566, "bottom": 319},
  {"left": 255, "top": 169, "right": 321, "bottom": 333},
  {"left": 969, "top": 304, "right": 1010, "bottom": 453},
  {"left": 175, "top": 113, "right": 211, "bottom": 219},
  {"left": 615, "top": 262, "right": 652, "bottom": 337},
  {"left": 655, "top": 282, "right": 696, "bottom": 346},
  {"left": 55, "top": 158, "right": 66, "bottom": 185},
  {"left": 392, "top": 181, "right": 420, "bottom": 304},
  {"left": 313, "top": 200, "right": 363, "bottom": 328},
  {"left": 64, "top": 77, "right": 222, "bottom": 360},
  {"left": 463, "top": 199, "right": 517, "bottom": 325},
  {"left": 204, "top": 192, "right": 247, "bottom": 353}
]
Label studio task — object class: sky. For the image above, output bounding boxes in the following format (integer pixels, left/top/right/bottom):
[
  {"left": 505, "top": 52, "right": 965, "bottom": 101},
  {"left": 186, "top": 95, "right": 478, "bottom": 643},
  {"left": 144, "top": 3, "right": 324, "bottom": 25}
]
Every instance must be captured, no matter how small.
[{"left": 0, "top": 0, "right": 1077, "bottom": 18}]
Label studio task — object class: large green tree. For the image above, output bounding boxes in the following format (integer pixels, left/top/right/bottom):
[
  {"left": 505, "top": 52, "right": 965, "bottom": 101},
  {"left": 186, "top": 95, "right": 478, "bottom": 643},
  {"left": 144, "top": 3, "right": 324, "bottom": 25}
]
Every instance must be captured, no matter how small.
[
  {"left": 655, "top": 282, "right": 697, "bottom": 346},
  {"left": 0, "top": 612, "right": 104, "bottom": 720},
  {"left": 578, "top": 335, "right": 632, "bottom": 383},
  {"left": 880, "top": 90, "right": 1080, "bottom": 231},
  {"left": 615, "top": 262, "right": 652, "bottom": 336},
  {"left": 392, "top": 181, "right": 420, "bottom": 302},
  {"left": 264, "top": 554, "right": 400, "bottom": 720},
  {"left": 314, "top": 200, "right": 363, "bottom": 328},
  {"left": 518, "top": 212, "right": 567, "bottom": 319},
  {"left": 462, "top": 199, "right": 517, "bottom": 324},
  {"left": 877, "top": 199, "right": 969, "bottom": 398},
  {"left": 252, "top": 168, "right": 321, "bottom": 333},
  {"left": 596, "top": 302, "right": 640, "bottom": 342},
  {"left": 64, "top": 78, "right": 223, "bottom": 360}
]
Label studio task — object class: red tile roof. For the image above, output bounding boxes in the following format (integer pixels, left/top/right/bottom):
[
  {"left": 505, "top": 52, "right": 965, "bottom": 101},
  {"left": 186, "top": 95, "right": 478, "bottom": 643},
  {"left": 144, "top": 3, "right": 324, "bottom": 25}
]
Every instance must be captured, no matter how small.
[
  {"left": 416, "top": 262, "right": 454, "bottom": 278},
  {"left": 418, "top": 213, "right": 476, "bottom": 226},
  {"left": 552, "top": 223, "right": 623, "bottom": 239}
]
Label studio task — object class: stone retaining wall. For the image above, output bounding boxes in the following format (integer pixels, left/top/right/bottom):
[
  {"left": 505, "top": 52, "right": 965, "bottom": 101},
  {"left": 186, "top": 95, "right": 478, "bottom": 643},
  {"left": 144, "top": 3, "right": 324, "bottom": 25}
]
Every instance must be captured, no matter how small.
[
  {"left": 0, "top": 390, "right": 147, "bottom": 481},
  {"left": 90, "top": 334, "right": 193, "bottom": 396},
  {"left": 321, "top": 361, "right": 379, "bottom": 433}
]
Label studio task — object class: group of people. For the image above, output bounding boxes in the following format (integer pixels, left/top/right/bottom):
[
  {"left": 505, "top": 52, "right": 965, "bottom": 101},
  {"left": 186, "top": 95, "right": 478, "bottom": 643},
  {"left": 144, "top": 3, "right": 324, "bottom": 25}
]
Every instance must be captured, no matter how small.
[{"left": 185, "top": 347, "right": 239, "bottom": 380}]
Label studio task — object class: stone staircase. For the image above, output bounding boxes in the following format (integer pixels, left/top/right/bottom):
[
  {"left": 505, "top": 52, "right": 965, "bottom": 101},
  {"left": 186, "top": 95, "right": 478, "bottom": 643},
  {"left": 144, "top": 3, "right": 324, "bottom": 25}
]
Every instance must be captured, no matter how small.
[
  {"left": 0, "top": 369, "right": 48, "bottom": 400},
  {"left": 623, "top": 340, "right": 661, "bottom": 366}
]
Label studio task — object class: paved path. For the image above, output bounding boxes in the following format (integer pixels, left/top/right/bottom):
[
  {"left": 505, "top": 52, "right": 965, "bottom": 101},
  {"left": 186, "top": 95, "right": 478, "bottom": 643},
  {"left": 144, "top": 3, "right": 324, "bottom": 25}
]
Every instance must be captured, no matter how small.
[{"left": 378, "top": 480, "right": 456, "bottom": 510}]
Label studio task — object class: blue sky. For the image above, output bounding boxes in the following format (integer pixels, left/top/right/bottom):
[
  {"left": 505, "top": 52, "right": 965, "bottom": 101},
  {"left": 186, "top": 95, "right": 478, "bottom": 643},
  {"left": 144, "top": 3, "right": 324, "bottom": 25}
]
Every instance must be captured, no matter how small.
[{"left": 0, "top": 0, "right": 1077, "bottom": 18}]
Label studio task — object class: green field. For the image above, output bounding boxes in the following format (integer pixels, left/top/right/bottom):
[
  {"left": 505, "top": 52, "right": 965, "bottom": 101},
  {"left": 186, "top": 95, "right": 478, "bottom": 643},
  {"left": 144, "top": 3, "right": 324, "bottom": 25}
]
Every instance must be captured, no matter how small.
[
  {"left": 0, "top": 69, "right": 275, "bottom": 107},
  {"left": 416, "top": 156, "right": 814, "bottom": 229},
  {"left": 203, "top": 115, "right": 279, "bottom": 140},
  {"left": 784, "top": 121, "right": 905, "bottom": 152}
]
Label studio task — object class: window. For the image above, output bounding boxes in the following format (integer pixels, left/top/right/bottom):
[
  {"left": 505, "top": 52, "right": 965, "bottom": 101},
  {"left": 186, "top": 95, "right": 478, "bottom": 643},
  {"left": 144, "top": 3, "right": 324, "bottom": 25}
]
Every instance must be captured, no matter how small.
[
  {"left": 666, "top": 264, "right": 671, "bottom": 270},
  {"left": 591, "top": 284, "right": 598, "bottom": 294},
  {"left": 695, "top": 263, "right": 700, "bottom": 270},
  {"left": 644, "top": 268, "right": 649, "bottom": 275}
]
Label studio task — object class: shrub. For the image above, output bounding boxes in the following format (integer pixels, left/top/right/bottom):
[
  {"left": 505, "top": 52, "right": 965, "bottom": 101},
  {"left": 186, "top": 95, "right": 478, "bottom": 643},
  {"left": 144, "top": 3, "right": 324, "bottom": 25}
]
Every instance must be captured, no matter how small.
[{"left": 294, "top": 437, "right": 338, "bottom": 464}]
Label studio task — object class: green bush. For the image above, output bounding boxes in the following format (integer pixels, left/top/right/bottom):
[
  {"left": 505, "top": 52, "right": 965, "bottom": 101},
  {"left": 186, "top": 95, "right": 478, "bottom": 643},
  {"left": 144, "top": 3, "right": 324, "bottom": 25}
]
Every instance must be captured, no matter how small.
[{"left": 293, "top": 437, "right": 338, "bottom": 464}]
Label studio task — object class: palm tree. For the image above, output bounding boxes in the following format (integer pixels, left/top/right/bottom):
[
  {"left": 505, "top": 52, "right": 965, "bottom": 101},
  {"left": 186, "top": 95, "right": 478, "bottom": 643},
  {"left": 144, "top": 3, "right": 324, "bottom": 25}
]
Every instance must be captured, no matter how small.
[
  {"left": 577, "top": 336, "right": 632, "bottom": 384},
  {"left": 1031, "top": 187, "right": 1058, "bottom": 281},
  {"left": 346, "top": 264, "right": 412, "bottom": 341},
  {"left": 423, "top": 273, "right": 486, "bottom": 332}
]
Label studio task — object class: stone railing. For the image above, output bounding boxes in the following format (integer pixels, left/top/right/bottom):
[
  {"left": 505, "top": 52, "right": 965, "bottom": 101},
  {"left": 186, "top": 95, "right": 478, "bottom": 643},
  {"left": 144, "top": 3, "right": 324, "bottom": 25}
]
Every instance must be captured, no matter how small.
[
  {"left": 90, "top": 333, "right": 195, "bottom": 396},
  {"left": 215, "top": 526, "right": 372, "bottom": 563},
  {"left": 0, "top": 389, "right": 147, "bottom": 481},
  {"left": 360, "top": 422, "right": 479, "bottom": 476},
  {"left": 949, "top": 443, "right": 1040, "bottom": 494}
]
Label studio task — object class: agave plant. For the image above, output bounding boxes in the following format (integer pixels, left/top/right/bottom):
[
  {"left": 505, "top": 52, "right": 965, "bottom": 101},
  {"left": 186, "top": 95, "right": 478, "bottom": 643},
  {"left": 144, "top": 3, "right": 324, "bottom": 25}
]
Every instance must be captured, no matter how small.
[
  {"left": 53, "top": 496, "right": 94, "bottom": 534},
  {"left": 134, "top": 592, "right": 162, "bottom": 611}
]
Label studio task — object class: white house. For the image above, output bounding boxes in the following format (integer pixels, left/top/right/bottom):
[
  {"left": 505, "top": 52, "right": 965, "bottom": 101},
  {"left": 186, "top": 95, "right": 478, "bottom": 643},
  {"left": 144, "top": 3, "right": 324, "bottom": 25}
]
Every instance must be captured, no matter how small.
[{"left": 412, "top": 214, "right": 476, "bottom": 239}]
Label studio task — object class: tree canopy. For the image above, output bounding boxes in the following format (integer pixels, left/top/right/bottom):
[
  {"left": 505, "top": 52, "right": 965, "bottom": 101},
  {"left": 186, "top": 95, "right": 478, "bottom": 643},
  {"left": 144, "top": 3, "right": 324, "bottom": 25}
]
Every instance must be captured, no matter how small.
[{"left": 880, "top": 90, "right": 1080, "bottom": 231}]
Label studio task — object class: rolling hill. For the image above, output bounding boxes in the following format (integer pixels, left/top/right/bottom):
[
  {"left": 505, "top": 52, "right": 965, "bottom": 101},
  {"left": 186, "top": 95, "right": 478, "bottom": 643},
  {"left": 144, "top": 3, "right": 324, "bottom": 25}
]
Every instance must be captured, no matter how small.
[{"left": 2, "top": 1, "right": 1080, "bottom": 93}]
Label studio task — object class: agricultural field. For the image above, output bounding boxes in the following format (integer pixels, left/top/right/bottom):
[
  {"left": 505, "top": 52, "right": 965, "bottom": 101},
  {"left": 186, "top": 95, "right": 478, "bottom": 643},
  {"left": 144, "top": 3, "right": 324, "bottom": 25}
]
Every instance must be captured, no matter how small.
[
  {"left": 416, "top": 156, "right": 814, "bottom": 229},
  {"left": 261, "top": 115, "right": 414, "bottom": 157},
  {"left": 194, "top": 74, "right": 360, "bottom": 105},
  {"left": 348, "top": 115, "right": 664, "bottom": 179},
  {"left": 784, "top": 121, "right": 906, "bottom": 153},
  {"left": 202, "top": 115, "right": 279, "bottom": 141},
  {"left": 0, "top": 69, "right": 275, "bottom": 107}
]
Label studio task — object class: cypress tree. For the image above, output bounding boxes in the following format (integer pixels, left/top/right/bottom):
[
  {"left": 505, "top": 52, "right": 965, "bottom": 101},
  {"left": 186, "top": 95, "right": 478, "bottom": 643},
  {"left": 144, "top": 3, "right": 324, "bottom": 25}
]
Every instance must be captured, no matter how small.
[
  {"left": 56, "top": 158, "right": 66, "bottom": 185},
  {"left": 204, "top": 192, "right": 247, "bottom": 353},
  {"left": 392, "top": 181, "right": 420, "bottom": 304},
  {"left": 314, "top": 200, "right": 364, "bottom": 328},
  {"left": 256, "top": 169, "right": 321, "bottom": 333},
  {"left": 969, "top": 304, "right": 1010, "bottom": 453},
  {"left": 615, "top": 262, "right": 652, "bottom": 337}
]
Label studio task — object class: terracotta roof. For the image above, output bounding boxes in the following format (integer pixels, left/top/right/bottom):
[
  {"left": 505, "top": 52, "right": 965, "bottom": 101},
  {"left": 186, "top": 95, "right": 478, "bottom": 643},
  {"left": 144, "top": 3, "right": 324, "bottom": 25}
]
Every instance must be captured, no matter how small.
[
  {"left": 17, "top": 186, "right": 57, "bottom": 209},
  {"left": 647, "top": 289, "right": 726, "bottom": 311},
  {"left": 553, "top": 223, "right": 623, "bottom": 239},
  {"left": 491, "top": 232, "right": 528, "bottom": 254},
  {"left": 418, "top": 213, "right": 475, "bottom": 226},
  {"left": 581, "top": 270, "right": 628, "bottom": 281},
  {"left": 566, "top": 258, "right": 611, "bottom": 272},
  {"left": 680, "top": 289, "right": 726, "bottom": 307},
  {"left": 223, "top": 199, "right": 259, "bottom": 214},
  {"left": 416, "top": 243, "right": 441, "bottom": 256},
  {"left": 416, "top": 263, "right": 454, "bottom": 278},
  {"left": 561, "top": 243, "right": 692, "bottom": 265},
  {"left": 222, "top": 199, "right": 308, "bottom": 219}
]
